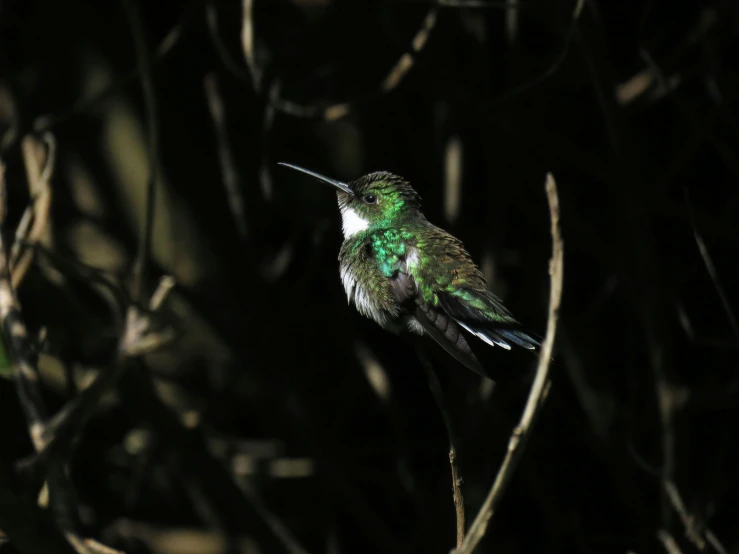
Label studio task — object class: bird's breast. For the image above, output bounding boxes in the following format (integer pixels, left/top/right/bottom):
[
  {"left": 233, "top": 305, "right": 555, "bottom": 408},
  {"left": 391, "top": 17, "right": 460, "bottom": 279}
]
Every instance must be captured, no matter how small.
[{"left": 339, "top": 262, "right": 393, "bottom": 328}]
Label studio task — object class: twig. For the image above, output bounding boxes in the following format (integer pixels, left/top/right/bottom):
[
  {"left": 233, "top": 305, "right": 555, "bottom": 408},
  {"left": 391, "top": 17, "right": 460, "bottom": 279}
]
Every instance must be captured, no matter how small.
[
  {"left": 576, "top": 25, "right": 621, "bottom": 156},
  {"left": 657, "top": 530, "right": 685, "bottom": 554},
  {"left": 0, "top": 156, "right": 124, "bottom": 554},
  {"left": 478, "top": 0, "right": 584, "bottom": 109},
  {"left": 685, "top": 191, "right": 739, "bottom": 347},
  {"left": 652, "top": 323, "right": 675, "bottom": 524},
  {"left": 1, "top": 159, "right": 50, "bottom": 450},
  {"left": 443, "top": 134, "right": 463, "bottom": 225},
  {"left": 117, "top": 368, "right": 317, "bottom": 554},
  {"left": 393, "top": 0, "right": 532, "bottom": 7},
  {"left": 505, "top": 0, "right": 519, "bottom": 44},
  {"left": 0, "top": 85, "right": 19, "bottom": 152},
  {"left": 149, "top": 275, "right": 175, "bottom": 311},
  {"left": 240, "top": 0, "right": 262, "bottom": 91},
  {"left": 663, "top": 481, "right": 704, "bottom": 550},
  {"left": 122, "top": 0, "right": 160, "bottom": 303},
  {"left": 453, "top": 172, "right": 563, "bottom": 554},
  {"left": 380, "top": 9, "right": 437, "bottom": 92},
  {"left": 448, "top": 448, "right": 465, "bottom": 548},
  {"left": 204, "top": 74, "right": 248, "bottom": 241},
  {"left": 259, "top": 81, "right": 279, "bottom": 201},
  {"left": 33, "top": 4, "right": 193, "bottom": 134},
  {"left": 664, "top": 481, "right": 728, "bottom": 554},
  {"left": 0, "top": 207, "right": 48, "bottom": 452},
  {"left": 11, "top": 133, "right": 55, "bottom": 288},
  {"left": 705, "top": 531, "right": 729, "bottom": 554},
  {"left": 0, "top": 160, "right": 3, "bottom": 221},
  {"left": 417, "top": 349, "right": 465, "bottom": 548},
  {"left": 205, "top": 2, "right": 251, "bottom": 84},
  {"left": 0, "top": 461, "right": 77, "bottom": 554},
  {"left": 235, "top": 482, "right": 313, "bottom": 554},
  {"left": 26, "top": 241, "right": 132, "bottom": 317},
  {"left": 235, "top": 2, "right": 438, "bottom": 120},
  {"left": 38, "top": 276, "right": 175, "bottom": 458}
]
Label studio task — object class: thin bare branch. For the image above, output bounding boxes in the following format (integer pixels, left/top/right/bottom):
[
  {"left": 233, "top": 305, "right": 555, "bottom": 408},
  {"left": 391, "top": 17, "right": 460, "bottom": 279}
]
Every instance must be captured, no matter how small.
[
  {"left": 235, "top": 483, "right": 313, "bottom": 554},
  {"left": 204, "top": 73, "right": 248, "bottom": 241},
  {"left": 449, "top": 448, "right": 465, "bottom": 548},
  {"left": 418, "top": 349, "right": 465, "bottom": 549},
  {"left": 122, "top": 0, "right": 160, "bottom": 303},
  {"left": 705, "top": 531, "right": 729, "bottom": 554},
  {"left": 0, "top": 209, "right": 48, "bottom": 449},
  {"left": 393, "top": 0, "right": 532, "bottom": 7},
  {"left": 685, "top": 191, "right": 739, "bottom": 347},
  {"left": 664, "top": 481, "right": 728, "bottom": 554},
  {"left": 453, "top": 172, "right": 563, "bottom": 554},
  {"left": 39, "top": 276, "right": 175, "bottom": 459},
  {"left": 0, "top": 154, "right": 124, "bottom": 554},
  {"left": 657, "top": 530, "right": 685, "bottom": 554},
  {"left": 33, "top": 5, "right": 193, "bottom": 134},
  {"left": 505, "top": 0, "right": 519, "bottom": 44},
  {"left": 236, "top": 2, "right": 438, "bottom": 120},
  {"left": 205, "top": 1, "right": 251, "bottom": 84},
  {"left": 479, "top": 0, "right": 584, "bottom": 108},
  {"left": 0, "top": 160, "right": 4, "bottom": 223},
  {"left": 240, "top": 0, "right": 262, "bottom": 91},
  {"left": 0, "top": 461, "right": 77, "bottom": 554},
  {"left": 380, "top": 9, "right": 437, "bottom": 92},
  {"left": 11, "top": 133, "right": 55, "bottom": 288}
]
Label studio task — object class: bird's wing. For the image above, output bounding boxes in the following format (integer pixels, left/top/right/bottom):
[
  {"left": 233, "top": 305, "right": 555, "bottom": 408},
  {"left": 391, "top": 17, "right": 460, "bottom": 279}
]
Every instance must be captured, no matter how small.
[
  {"left": 387, "top": 271, "right": 489, "bottom": 378},
  {"left": 437, "top": 289, "right": 540, "bottom": 351},
  {"left": 407, "top": 223, "right": 541, "bottom": 352}
]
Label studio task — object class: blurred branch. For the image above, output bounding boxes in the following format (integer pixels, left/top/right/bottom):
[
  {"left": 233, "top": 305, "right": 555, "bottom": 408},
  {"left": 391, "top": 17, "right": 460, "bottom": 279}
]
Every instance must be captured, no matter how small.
[
  {"left": 205, "top": 1, "right": 251, "bottom": 84},
  {"left": 479, "top": 0, "right": 584, "bottom": 108},
  {"left": 0, "top": 160, "right": 3, "bottom": 223},
  {"left": 0, "top": 156, "right": 124, "bottom": 554},
  {"left": 557, "top": 326, "right": 614, "bottom": 439},
  {"left": 418, "top": 349, "right": 465, "bottom": 549},
  {"left": 240, "top": 0, "right": 262, "bottom": 91},
  {"left": 0, "top": 186, "right": 49, "bottom": 450},
  {"left": 29, "top": 241, "right": 132, "bottom": 316},
  {"left": 259, "top": 81, "right": 278, "bottom": 201},
  {"left": 505, "top": 0, "right": 519, "bottom": 44},
  {"left": 380, "top": 9, "right": 437, "bottom": 93},
  {"left": 234, "top": 2, "right": 438, "bottom": 119},
  {"left": 685, "top": 191, "right": 739, "bottom": 348},
  {"left": 657, "top": 530, "right": 685, "bottom": 554},
  {"left": 122, "top": 0, "right": 160, "bottom": 303},
  {"left": 38, "top": 276, "right": 175, "bottom": 460},
  {"left": 233, "top": 481, "right": 312, "bottom": 554},
  {"left": 663, "top": 481, "right": 728, "bottom": 554},
  {"left": 454, "top": 172, "right": 563, "bottom": 554},
  {"left": 0, "top": 86, "right": 19, "bottom": 152},
  {"left": 109, "top": 520, "right": 259, "bottom": 554},
  {"left": 11, "top": 133, "right": 55, "bottom": 288},
  {"left": 0, "top": 460, "right": 77, "bottom": 554},
  {"left": 393, "top": 0, "right": 532, "bottom": 7},
  {"left": 33, "top": 3, "right": 194, "bottom": 133},
  {"left": 204, "top": 73, "right": 248, "bottom": 241},
  {"left": 117, "top": 368, "right": 315, "bottom": 554}
]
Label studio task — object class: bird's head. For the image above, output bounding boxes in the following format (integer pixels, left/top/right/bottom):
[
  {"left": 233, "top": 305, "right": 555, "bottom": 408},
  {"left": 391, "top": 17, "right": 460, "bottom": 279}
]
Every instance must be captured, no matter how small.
[{"left": 279, "top": 163, "right": 423, "bottom": 238}]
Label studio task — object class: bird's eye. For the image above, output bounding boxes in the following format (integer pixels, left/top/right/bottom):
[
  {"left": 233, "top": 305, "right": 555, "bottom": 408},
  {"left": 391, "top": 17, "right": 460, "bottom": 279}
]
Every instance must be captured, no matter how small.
[{"left": 363, "top": 194, "right": 377, "bottom": 204}]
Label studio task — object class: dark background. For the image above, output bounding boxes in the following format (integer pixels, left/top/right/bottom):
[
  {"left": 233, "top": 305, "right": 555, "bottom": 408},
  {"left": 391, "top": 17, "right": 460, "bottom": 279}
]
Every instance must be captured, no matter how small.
[{"left": 1, "top": 0, "right": 739, "bottom": 553}]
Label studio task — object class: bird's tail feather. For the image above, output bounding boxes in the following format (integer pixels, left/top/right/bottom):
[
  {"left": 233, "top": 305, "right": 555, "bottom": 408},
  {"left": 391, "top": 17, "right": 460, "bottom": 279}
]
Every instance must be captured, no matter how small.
[{"left": 490, "top": 328, "right": 540, "bottom": 350}]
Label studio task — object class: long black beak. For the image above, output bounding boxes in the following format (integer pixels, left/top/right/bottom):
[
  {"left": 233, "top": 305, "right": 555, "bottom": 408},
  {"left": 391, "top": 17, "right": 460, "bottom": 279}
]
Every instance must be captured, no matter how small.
[{"left": 277, "top": 162, "right": 354, "bottom": 195}]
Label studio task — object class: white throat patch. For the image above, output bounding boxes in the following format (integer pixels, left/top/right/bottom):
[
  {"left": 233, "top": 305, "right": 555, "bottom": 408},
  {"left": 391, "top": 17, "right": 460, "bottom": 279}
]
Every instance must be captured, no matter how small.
[{"left": 340, "top": 206, "right": 370, "bottom": 238}]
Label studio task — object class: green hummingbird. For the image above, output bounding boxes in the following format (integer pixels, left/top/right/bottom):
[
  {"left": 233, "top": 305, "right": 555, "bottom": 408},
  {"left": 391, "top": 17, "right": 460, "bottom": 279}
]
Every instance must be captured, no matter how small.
[{"left": 279, "top": 163, "right": 540, "bottom": 378}]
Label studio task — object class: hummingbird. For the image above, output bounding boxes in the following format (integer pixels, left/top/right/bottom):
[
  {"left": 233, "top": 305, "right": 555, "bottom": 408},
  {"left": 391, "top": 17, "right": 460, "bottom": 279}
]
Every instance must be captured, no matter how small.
[{"left": 279, "top": 163, "right": 540, "bottom": 378}]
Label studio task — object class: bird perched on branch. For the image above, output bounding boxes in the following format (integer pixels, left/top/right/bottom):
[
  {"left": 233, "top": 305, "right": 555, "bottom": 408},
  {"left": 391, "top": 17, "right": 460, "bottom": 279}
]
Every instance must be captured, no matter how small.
[{"left": 279, "top": 163, "right": 540, "bottom": 378}]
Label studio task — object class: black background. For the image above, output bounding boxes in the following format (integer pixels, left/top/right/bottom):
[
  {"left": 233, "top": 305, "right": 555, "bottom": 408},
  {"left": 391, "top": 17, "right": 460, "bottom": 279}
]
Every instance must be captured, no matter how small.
[{"left": 1, "top": 1, "right": 739, "bottom": 553}]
